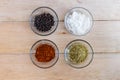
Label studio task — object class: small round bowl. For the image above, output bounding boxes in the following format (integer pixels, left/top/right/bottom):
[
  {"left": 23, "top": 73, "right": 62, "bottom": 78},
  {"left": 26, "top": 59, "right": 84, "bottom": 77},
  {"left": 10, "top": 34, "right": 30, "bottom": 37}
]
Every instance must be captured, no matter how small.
[
  {"left": 64, "top": 7, "right": 93, "bottom": 36},
  {"left": 30, "top": 7, "right": 59, "bottom": 36},
  {"left": 30, "top": 39, "right": 59, "bottom": 69},
  {"left": 64, "top": 39, "right": 94, "bottom": 69}
]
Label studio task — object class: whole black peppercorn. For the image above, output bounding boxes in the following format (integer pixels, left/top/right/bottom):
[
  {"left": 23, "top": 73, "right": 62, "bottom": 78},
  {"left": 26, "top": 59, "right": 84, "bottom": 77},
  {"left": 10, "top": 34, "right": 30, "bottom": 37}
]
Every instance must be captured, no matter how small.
[{"left": 34, "top": 13, "right": 54, "bottom": 32}]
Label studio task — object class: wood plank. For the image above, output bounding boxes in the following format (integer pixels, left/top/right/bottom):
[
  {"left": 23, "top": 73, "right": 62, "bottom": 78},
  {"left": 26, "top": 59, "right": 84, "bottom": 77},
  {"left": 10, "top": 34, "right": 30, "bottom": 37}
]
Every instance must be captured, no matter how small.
[
  {"left": 0, "top": 0, "right": 119, "bottom": 21},
  {"left": 0, "top": 21, "right": 119, "bottom": 53},
  {"left": 0, "top": 54, "right": 119, "bottom": 80}
]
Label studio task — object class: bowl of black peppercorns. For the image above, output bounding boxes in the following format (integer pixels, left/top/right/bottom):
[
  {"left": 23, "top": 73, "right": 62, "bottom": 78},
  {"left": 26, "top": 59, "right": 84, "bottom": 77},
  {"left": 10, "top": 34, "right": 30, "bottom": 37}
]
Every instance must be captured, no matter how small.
[{"left": 30, "top": 7, "right": 59, "bottom": 36}]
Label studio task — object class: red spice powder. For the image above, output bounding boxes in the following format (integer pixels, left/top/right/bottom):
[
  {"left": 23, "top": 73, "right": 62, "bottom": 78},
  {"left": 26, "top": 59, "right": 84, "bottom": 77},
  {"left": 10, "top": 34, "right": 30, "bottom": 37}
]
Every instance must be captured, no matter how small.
[{"left": 35, "top": 44, "right": 55, "bottom": 62}]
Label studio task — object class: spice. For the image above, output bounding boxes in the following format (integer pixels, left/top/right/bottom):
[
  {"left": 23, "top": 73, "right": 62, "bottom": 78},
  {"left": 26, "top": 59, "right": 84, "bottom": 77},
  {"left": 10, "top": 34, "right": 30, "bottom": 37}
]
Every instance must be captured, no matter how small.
[
  {"left": 68, "top": 43, "right": 88, "bottom": 64},
  {"left": 66, "top": 11, "right": 92, "bottom": 35},
  {"left": 34, "top": 13, "right": 54, "bottom": 32},
  {"left": 35, "top": 44, "right": 55, "bottom": 62}
]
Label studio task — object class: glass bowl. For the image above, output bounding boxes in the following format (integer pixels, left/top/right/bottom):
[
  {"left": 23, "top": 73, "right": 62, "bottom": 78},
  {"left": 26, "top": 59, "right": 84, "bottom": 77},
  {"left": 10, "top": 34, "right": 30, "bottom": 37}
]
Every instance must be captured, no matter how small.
[
  {"left": 30, "top": 7, "right": 59, "bottom": 36},
  {"left": 64, "top": 39, "right": 94, "bottom": 69},
  {"left": 64, "top": 7, "right": 93, "bottom": 36},
  {"left": 30, "top": 39, "right": 59, "bottom": 69}
]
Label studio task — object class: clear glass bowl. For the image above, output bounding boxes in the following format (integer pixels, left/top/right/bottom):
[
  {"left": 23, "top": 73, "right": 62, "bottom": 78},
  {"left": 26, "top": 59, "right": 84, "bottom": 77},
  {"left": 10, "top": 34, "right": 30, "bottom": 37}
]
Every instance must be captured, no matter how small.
[
  {"left": 30, "top": 7, "right": 59, "bottom": 36},
  {"left": 64, "top": 7, "right": 93, "bottom": 36},
  {"left": 30, "top": 39, "right": 59, "bottom": 69},
  {"left": 64, "top": 39, "right": 94, "bottom": 69}
]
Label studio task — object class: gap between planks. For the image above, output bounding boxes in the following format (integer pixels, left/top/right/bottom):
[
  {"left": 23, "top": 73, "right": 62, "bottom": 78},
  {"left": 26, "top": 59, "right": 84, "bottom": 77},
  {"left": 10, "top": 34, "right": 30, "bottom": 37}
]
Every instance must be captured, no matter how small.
[
  {"left": 0, "top": 52, "right": 119, "bottom": 55},
  {"left": 0, "top": 20, "right": 120, "bottom": 22}
]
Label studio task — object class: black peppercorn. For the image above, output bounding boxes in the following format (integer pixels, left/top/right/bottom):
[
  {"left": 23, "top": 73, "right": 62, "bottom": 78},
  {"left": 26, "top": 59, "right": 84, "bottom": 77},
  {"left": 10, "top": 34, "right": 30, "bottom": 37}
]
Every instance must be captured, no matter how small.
[{"left": 34, "top": 13, "right": 54, "bottom": 32}]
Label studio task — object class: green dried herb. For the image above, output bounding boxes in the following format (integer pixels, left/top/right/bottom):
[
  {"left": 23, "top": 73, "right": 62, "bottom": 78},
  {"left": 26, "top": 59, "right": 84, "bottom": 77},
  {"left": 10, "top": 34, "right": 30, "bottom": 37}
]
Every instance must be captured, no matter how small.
[{"left": 68, "top": 43, "right": 88, "bottom": 64}]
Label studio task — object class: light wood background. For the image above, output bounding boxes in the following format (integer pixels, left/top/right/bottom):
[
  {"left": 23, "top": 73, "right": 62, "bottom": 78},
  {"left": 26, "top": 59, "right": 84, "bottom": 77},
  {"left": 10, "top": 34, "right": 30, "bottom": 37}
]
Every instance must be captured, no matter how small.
[{"left": 0, "top": 0, "right": 120, "bottom": 80}]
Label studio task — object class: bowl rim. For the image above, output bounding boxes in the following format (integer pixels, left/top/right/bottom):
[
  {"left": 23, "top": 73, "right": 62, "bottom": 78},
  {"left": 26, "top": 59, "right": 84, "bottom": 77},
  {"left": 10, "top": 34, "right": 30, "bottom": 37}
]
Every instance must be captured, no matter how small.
[
  {"left": 30, "top": 6, "right": 59, "bottom": 36},
  {"left": 64, "top": 7, "right": 94, "bottom": 36},
  {"left": 64, "top": 39, "right": 94, "bottom": 69},
  {"left": 30, "top": 39, "right": 59, "bottom": 69}
]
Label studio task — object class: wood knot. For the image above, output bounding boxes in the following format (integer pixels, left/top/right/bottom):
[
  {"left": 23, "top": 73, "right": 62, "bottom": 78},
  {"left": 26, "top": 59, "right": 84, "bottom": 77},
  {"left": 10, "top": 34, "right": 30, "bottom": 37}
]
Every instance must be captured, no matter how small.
[{"left": 61, "top": 32, "right": 66, "bottom": 34}]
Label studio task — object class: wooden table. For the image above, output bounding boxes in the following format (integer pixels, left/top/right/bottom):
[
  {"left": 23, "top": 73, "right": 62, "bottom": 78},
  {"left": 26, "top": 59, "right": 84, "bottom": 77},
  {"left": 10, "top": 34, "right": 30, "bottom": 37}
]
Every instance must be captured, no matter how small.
[{"left": 0, "top": 0, "right": 120, "bottom": 80}]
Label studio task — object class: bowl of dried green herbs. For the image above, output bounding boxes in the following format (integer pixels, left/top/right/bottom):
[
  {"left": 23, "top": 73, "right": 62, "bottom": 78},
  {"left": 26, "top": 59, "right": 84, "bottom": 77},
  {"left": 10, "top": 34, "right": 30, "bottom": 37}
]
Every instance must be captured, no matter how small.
[{"left": 64, "top": 39, "right": 94, "bottom": 69}]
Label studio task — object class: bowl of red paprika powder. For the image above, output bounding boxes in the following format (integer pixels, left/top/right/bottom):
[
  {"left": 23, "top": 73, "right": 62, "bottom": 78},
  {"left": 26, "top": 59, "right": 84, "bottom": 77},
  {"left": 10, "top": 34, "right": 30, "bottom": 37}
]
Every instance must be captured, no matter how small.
[{"left": 30, "top": 39, "right": 59, "bottom": 68}]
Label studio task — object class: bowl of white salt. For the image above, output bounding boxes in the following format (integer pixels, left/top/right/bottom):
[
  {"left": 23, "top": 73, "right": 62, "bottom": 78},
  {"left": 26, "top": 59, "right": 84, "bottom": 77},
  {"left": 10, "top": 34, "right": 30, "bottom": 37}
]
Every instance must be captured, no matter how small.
[{"left": 64, "top": 7, "right": 93, "bottom": 36}]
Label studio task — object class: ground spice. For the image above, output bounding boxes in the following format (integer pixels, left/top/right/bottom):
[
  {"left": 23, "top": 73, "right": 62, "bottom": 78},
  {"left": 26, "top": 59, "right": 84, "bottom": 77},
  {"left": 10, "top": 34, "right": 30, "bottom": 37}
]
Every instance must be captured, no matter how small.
[
  {"left": 68, "top": 43, "right": 88, "bottom": 64},
  {"left": 34, "top": 13, "right": 54, "bottom": 32},
  {"left": 35, "top": 44, "right": 55, "bottom": 62}
]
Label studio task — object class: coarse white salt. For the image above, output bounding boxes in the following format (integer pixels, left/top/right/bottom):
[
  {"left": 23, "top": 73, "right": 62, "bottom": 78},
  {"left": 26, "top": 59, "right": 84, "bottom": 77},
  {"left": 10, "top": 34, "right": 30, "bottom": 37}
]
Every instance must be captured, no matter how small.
[{"left": 66, "top": 11, "right": 92, "bottom": 35}]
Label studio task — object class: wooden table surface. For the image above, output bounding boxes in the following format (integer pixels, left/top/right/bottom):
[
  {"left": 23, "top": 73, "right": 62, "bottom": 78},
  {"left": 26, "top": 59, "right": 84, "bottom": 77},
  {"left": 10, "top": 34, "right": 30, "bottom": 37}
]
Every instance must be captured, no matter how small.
[{"left": 0, "top": 0, "right": 120, "bottom": 80}]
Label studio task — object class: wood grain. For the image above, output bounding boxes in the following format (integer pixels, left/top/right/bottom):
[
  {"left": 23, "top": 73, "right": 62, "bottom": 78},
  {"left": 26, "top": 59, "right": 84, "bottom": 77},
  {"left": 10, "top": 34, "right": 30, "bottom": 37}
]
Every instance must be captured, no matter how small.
[
  {"left": 0, "top": 0, "right": 120, "bottom": 21},
  {"left": 0, "top": 21, "right": 119, "bottom": 54},
  {"left": 0, "top": 54, "right": 119, "bottom": 80},
  {"left": 0, "top": 0, "right": 119, "bottom": 79}
]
